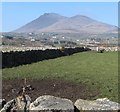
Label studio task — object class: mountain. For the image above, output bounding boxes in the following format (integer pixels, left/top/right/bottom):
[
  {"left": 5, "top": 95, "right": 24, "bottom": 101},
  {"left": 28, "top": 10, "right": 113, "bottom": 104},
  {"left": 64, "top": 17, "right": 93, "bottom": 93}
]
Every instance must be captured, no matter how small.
[
  {"left": 14, "top": 13, "right": 117, "bottom": 34},
  {"left": 14, "top": 13, "right": 67, "bottom": 33}
]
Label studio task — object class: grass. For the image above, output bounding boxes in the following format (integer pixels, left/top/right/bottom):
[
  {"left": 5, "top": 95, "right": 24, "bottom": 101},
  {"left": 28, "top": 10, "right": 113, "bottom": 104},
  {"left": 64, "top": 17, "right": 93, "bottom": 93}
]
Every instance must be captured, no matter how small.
[{"left": 2, "top": 51, "right": 118, "bottom": 102}]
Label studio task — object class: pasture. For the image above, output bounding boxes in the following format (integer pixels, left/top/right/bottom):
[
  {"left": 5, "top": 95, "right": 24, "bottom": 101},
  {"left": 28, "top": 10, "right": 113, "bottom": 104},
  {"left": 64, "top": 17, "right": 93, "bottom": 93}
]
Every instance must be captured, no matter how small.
[{"left": 2, "top": 51, "right": 118, "bottom": 102}]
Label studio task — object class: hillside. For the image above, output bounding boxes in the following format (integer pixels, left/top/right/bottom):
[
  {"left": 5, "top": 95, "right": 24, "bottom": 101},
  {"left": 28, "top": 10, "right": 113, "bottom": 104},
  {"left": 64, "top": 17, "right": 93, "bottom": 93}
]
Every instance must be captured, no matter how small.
[
  {"left": 14, "top": 13, "right": 117, "bottom": 34},
  {"left": 14, "top": 13, "right": 67, "bottom": 33}
]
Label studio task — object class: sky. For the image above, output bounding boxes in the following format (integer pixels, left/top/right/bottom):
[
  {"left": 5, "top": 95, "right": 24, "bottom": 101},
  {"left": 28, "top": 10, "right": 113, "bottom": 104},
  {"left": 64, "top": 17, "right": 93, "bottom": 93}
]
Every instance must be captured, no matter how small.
[{"left": 1, "top": 2, "right": 118, "bottom": 32}]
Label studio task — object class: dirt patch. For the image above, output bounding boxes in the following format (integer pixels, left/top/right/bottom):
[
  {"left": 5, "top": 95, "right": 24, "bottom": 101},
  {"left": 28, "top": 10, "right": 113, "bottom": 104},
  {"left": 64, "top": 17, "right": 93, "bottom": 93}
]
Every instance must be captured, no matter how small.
[{"left": 2, "top": 79, "right": 99, "bottom": 102}]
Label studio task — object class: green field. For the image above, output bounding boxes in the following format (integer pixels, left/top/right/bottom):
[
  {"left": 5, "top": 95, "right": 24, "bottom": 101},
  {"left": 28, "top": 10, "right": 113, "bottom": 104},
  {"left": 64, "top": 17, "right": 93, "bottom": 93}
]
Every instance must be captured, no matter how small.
[{"left": 2, "top": 51, "right": 118, "bottom": 102}]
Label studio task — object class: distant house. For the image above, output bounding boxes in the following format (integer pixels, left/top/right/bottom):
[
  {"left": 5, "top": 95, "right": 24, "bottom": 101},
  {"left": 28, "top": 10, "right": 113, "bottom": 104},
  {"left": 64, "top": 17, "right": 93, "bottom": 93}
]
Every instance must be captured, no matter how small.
[{"left": 31, "top": 38, "right": 35, "bottom": 42}]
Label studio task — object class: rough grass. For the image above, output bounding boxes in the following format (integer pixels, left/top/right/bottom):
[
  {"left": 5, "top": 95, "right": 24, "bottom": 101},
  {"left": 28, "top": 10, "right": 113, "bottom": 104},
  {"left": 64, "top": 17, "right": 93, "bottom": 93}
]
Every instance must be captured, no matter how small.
[{"left": 2, "top": 51, "right": 118, "bottom": 102}]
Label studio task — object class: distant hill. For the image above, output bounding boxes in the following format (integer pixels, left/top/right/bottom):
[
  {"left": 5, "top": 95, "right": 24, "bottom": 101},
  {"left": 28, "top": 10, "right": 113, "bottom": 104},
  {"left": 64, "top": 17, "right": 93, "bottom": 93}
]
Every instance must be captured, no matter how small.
[
  {"left": 14, "top": 13, "right": 118, "bottom": 34},
  {"left": 14, "top": 13, "right": 67, "bottom": 33}
]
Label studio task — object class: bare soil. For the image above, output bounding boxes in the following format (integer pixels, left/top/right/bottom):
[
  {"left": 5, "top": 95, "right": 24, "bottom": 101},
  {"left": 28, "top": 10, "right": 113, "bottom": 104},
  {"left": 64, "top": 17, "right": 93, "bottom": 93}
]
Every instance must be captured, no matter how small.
[{"left": 2, "top": 79, "right": 99, "bottom": 102}]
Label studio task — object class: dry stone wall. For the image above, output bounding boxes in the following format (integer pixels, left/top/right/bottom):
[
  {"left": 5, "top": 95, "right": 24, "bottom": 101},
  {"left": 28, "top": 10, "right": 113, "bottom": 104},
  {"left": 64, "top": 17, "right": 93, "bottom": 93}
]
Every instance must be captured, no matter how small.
[
  {"left": 2, "top": 47, "right": 91, "bottom": 68},
  {"left": 1, "top": 95, "right": 120, "bottom": 112}
]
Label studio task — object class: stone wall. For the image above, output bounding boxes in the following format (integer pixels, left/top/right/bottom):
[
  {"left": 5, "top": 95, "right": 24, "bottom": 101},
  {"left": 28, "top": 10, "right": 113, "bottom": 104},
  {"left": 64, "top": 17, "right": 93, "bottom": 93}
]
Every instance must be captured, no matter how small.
[
  {"left": 1, "top": 95, "right": 120, "bottom": 111},
  {"left": 2, "top": 47, "right": 91, "bottom": 68}
]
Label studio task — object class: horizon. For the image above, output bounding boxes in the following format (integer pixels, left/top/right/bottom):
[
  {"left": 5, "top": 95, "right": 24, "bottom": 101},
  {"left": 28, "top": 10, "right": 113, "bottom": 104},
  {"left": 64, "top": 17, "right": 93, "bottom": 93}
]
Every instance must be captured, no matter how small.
[{"left": 1, "top": 2, "right": 118, "bottom": 32}]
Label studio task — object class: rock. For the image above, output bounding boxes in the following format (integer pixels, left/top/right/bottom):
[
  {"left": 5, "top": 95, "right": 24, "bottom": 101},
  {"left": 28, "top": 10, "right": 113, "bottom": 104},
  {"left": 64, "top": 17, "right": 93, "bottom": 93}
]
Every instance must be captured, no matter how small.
[
  {"left": 29, "top": 95, "right": 74, "bottom": 112},
  {"left": 0, "top": 99, "right": 6, "bottom": 109},
  {"left": 0, "top": 99, "right": 3, "bottom": 109},
  {"left": 74, "top": 98, "right": 120, "bottom": 111},
  {"left": 0, "top": 99, "right": 15, "bottom": 112},
  {"left": 0, "top": 95, "right": 31, "bottom": 112}
]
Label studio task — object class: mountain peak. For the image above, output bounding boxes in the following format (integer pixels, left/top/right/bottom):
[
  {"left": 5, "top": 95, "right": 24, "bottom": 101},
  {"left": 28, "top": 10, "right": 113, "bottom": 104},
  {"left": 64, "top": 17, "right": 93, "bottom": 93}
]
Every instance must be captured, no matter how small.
[
  {"left": 43, "top": 13, "right": 60, "bottom": 16},
  {"left": 40, "top": 13, "right": 64, "bottom": 18},
  {"left": 71, "top": 15, "right": 93, "bottom": 20},
  {"left": 14, "top": 13, "right": 67, "bottom": 33},
  {"left": 14, "top": 13, "right": 117, "bottom": 34}
]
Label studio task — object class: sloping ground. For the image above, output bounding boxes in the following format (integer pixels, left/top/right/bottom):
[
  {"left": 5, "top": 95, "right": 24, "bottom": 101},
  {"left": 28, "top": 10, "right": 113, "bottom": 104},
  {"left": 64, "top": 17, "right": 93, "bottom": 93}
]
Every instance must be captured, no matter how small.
[
  {"left": 2, "top": 51, "right": 118, "bottom": 102},
  {"left": 2, "top": 79, "right": 99, "bottom": 102},
  {"left": 14, "top": 13, "right": 117, "bottom": 34}
]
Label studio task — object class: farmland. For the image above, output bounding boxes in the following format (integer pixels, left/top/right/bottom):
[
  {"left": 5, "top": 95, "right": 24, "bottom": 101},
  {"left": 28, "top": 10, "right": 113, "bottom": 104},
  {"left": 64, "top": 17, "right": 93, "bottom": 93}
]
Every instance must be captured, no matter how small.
[{"left": 2, "top": 51, "right": 118, "bottom": 102}]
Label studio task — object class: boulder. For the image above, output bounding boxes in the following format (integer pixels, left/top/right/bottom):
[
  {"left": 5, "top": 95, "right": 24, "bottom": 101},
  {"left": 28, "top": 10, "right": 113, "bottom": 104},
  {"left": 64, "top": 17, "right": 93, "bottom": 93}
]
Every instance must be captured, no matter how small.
[
  {"left": 0, "top": 99, "right": 15, "bottom": 112},
  {"left": 29, "top": 95, "right": 74, "bottom": 112},
  {"left": 74, "top": 98, "right": 120, "bottom": 111},
  {"left": 0, "top": 95, "right": 31, "bottom": 112},
  {"left": 0, "top": 99, "right": 6, "bottom": 109}
]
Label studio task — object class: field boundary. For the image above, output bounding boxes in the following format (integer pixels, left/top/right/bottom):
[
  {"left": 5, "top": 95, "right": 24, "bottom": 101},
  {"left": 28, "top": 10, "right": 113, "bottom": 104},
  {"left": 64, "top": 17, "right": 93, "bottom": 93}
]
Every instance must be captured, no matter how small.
[{"left": 2, "top": 47, "right": 91, "bottom": 68}]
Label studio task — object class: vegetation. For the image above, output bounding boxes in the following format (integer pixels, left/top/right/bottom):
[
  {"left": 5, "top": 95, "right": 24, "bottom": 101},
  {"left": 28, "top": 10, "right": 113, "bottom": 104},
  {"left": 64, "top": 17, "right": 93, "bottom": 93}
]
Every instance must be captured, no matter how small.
[{"left": 2, "top": 51, "right": 118, "bottom": 102}]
